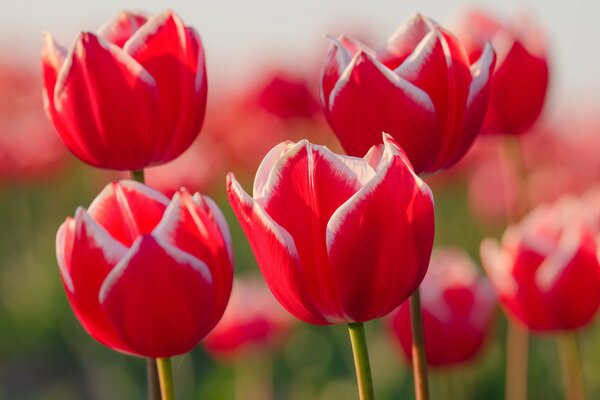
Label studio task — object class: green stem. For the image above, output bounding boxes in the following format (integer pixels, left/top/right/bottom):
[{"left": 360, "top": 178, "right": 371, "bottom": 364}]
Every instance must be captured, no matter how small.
[
  {"left": 505, "top": 321, "right": 528, "bottom": 400},
  {"left": 132, "top": 169, "right": 145, "bottom": 183},
  {"left": 410, "top": 289, "right": 430, "bottom": 400},
  {"left": 156, "top": 357, "right": 176, "bottom": 400},
  {"left": 347, "top": 322, "right": 375, "bottom": 400},
  {"left": 146, "top": 359, "right": 161, "bottom": 400},
  {"left": 557, "top": 332, "right": 585, "bottom": 400}
]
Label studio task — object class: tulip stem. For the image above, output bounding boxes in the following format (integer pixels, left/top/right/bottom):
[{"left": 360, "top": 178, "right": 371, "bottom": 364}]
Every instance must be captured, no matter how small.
[
  {"left": 410, "top": 288, "right": 430, "bottom": 400},
  {"left": 156, "top": 357, "right": 176, "bottom": 400},
  {"left": 557, "top": 332, "right": 585, "bottom": 400},
  {"left": 146, "top": 359, "right": 161, "bottom": 400},
  {"left": 505, "top": 321, "right": 528, "bottom": 400},
  {"left": 132, "top": 169, "right": 145, "bottom": 183},
  {"left": 347, "top": 322, "right": 375, "bottom": 400}
]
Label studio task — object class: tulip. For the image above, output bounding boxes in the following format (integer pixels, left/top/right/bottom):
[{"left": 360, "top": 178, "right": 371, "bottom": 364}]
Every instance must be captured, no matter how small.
[
  {"left": 457, "top": 10, "right": 549, "bottom": 135},
  {"left": 42, "top": 10, "right": 207, "bottom": 170},
  {"left": 480, "top": 197, "right": 600, "bottom": 331},
  {"left": 227, "top": 133, "right": 434, "bottom": 325},
  {"left": 227, "top": 133, "right": 434, "bottom": 399},
  {"left": 203, "top": 278, "right": 292, "bottom": 358},
  {"left": 56, "top": 181, "right": 233, "bottom": 358},
  {"left": 390, "top": 248, "right": 497, "bottom": 367},
  {"left": 320, "top": 13, "right": 496, "bottom": 174}
]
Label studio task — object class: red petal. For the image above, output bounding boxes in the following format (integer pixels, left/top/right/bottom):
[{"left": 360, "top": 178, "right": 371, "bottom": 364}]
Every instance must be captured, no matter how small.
[
  {"left": 227, "top": 174, "right": 329, "bottom": 324},
  {"left": 152, "top": 190, "right": 233, "bottom": 326},
  {"left": 260, "top": 142, "right": 373, "bottom": 322},
  {"left": 485, "top": 40, "right": 548, "bottom": 134},
  {"left": 327, "top": 51, "right": 437, "bottom": 173},
  {"left": 97, "top": 11, "right": 148, "bottom": 48},
  {"left": 320, "top": 36, "right": 356, "bottom": 114},
  {"left": 57, "top": 209, "right": 132, "bottom": 353},
  {"left": 100, "top": 235, "right": 216, "bottom": 358},
  {"left": 88, "top": 181, "right": 169, "bottom": 247},
  {"left": 376, "top": 13, "right": 432, "bottom": 70},
  {"left": 395, "top": 28, "right": 473, "bottom": 171},
  {"left": 456, "top": 43, "right": 496, "bottom": 164},
  {"left": 326, "top": 138, "right": 434, "bottom": 321},
  {"left": 54, "top": 32, "right": 160, "bottom": 169},
  {"left": 125, "top": 11, "right": 207, "bottom": 163}
]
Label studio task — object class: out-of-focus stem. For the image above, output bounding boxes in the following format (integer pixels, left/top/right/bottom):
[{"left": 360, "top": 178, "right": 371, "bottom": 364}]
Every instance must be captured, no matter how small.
[
  {"left": 505, "top": 321, "right": 528, "bottom": 400},
  {"left": 348, "top": 322, "right": 375, "bottom": 400},
  {"left": 410, "top": 289, "right": 430, "bottom": 400},
  {"left": 157, "top": 357, "right": 176, "bottom": 400},
  {"left": 557, "top": 332, "right": 585, "bottom": 400}
]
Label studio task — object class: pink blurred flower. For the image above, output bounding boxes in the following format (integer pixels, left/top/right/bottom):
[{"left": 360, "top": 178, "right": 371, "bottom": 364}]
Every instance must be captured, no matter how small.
[
  {"left": 457, "top": 10, "right": 549, "bottom": 135},
  {"left": 390, "top": 248, "right": 496, "bottom": 367},
  {"left": 203, "top": 278, "right": 293, "bottom": 359},
  {"left": 0, "top": 61, "right": 67, "bottom": 181},
  {"left": 481, "top": 196, "right": 600, "bottom": 331}
]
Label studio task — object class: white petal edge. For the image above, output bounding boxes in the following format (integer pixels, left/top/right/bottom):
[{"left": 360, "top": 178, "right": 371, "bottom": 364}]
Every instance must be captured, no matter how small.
[
  {"left": 253, "top": 141, "right": 294, "bottom": 200},
  {"left": 54, "top": 33, "right": 156, "bottom": 114},
  {"left": 229, "top": 174, "right": 300, "bottom": 262},
  {"left": 99, "top": 235, "right": 212, "bottom": 304},
  {"left": 467, "top": 42, "right": 495, "bottom": 108},
  {"left": 96, "top": 11, "right": 148, "bottom": 39},
  {"left": 123, "top": 10, "right": 187, "bottom": 59},
  {"left": 328, "top": 50, "right": 434, "bottom": 114},
  {"left": 193, "top": 193, "right": 234, "bottom": 267},
  {"left": 480, "top": 238, "right": 518, "bottom": 297},
  {"left": 535, "top": 228, "right": 583, "bottom": 292}
]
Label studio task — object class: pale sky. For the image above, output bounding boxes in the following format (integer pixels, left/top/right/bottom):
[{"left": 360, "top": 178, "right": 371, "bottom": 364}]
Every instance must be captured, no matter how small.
[{"left": 1, "top": 0, "right": 599, "bottom": 112}]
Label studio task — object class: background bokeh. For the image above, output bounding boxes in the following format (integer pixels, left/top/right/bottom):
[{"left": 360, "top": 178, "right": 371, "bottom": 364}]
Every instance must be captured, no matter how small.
[{"left": 0, "top": 0, "right": 599, "bottom": 399}]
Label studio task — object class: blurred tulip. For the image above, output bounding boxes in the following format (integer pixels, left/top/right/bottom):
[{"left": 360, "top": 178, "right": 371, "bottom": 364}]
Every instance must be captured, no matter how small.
[
  {"left": 481, "top": 197, "right": 600, "bottom": 331},
  {"left": 144, "top": 134, "right": 225, "bottom": 197},
  {"left": 390, "top": 248, "right": 497, "bottom": 367},
  {"left": 457, "top": 10, "right": 549, "bottom": 135},
  {"left": 42, "top": 10, "right": 207, "bottom": 170},
  {"left": 0, "top": 61, "right": 67, "bottom": 180},
  {"left": 320, "top": 13, "right": 496, "bottom": 174},
  {"left": 227, "top": 133, "right": 434, "bottom": 325},
  {"left": 56, "top": 181, "right": 233, "bottom": 357},
  {"left": 254, "top": 71, "right": 319, "bottom": 119},
  {"left": 203, "top": 278, "right": 292, "bottom": 359}
]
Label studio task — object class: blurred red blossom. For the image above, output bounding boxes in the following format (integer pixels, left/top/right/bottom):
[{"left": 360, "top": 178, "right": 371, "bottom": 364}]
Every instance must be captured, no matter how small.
[
  {"left": 203, "top": 278, "right": 293, "bottom": 359},
  {"left": 390, "top": 248, "right": 497, "bottom": 367},
  {"left": 481, "top": 196, "right": 600, "bottom": 332},
  {"left": 0, "top": 61, "right": 67, "bottom": 181},
  {"left": 457, "top": 10, "right": 549, "bottom": 135}
]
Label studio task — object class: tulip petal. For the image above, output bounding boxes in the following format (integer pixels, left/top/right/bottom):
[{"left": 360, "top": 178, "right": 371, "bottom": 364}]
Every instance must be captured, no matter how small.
[
  {"left": 54, "top": 32, "right": 160, "bottom": 169},
  {"left": 376, "top": 13, "right": 433, "bottom": 70},
  {"left": 227, "top": 174, "right": 330, "bottom": 324},
  {"left": 97, "top": 11, "right": 148, "bottom": 48},
  {"left": 326, "top": 138, "right": 435, "bottom": 321},
  {"left": 100, "top": 235, "right": 216, "bottom": 358},
  {"left": 320, "top": 35, "right": 362, "bottom": 112},
  {"left": 125, "top": 11, "right": 207, "bottom": 162},
  {"left": 42, "top": 34, "right": 79, "bottom": 157},
  {"left": 395, "top": 28, "right": 472, "bottom": 171},
  {"left": 57, "top": 208, "right": 132, "bottom": 353},
  {"left": 327, "top": 51, "right": 437, "bottom": 172},
  {"left": 259, "top": 141, "right": 378, "bottom": 322},
  {"left": 88, "top": 181, "right": 169, "bottom": 246},
  {"left": 153, "top": 190, "right": 233, "bottom": 325}
]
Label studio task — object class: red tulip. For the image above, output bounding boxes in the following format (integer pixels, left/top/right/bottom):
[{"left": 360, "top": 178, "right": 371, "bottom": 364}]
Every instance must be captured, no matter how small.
[
  {"left": 320, "top": 13, "right": 496, "bottom": 174},
  {"left": 42, "top": 10, "right": 207, "bottom": 170},
  {"left": 457, "top": 10, "right": 549, "bottom": 135},
  {"left": 203, "top": 278, "right": 292, "bottom": 358},
  {"left": 227, "top": 133, "right": 434, "bottom": 325},
  {"left": 56, "top": 181, "right": 233, "bottom": 357},
  {"left": 480, "top": 197, "right": 600, "bottom": 331},
  {"left": 254, "top": 71, "right": 319, "bottom": 119},
  {"left": 390, "top": 248, "right": 497, "bottom": 367}
]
